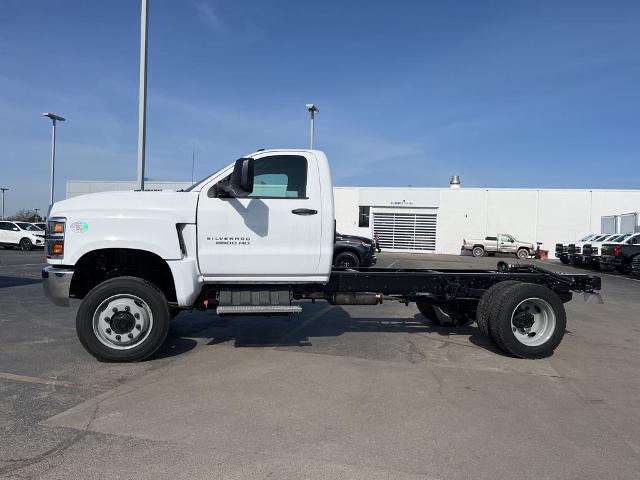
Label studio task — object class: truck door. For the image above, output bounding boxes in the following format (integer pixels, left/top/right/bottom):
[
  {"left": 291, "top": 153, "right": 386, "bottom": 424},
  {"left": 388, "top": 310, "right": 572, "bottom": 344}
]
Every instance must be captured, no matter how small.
[
  {"left": 196, "top": 153, "right": 322, "bottom": 280},
  {"left": 499, "top": 234, "right": 516, "bottom": 254}
]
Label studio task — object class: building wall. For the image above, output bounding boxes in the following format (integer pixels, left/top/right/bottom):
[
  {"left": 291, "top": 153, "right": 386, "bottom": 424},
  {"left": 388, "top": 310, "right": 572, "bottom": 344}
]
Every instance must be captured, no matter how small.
[{"left": 67, "top": 180, "right": 640, "bottom": 255}]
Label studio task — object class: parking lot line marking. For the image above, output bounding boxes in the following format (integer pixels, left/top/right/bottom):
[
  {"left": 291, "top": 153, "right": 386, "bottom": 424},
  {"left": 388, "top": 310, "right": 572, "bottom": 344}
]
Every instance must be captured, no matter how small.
[
  {"left": 0, "top": 372, "right": 106, "bottom": 392},
  {"left": 387, "top": 260, "right": 398, "bottom": 268},
  {"left": 598, "top": 272, "right": 640, "bottom": 284}
]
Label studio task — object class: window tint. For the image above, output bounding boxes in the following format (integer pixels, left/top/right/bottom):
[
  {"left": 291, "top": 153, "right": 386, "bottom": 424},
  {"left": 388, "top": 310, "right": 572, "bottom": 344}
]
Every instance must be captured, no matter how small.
[
  {"left": 0, "top": 222, "right": 14, "bottom": 231},
  {"left": 15, "top": 222, "right": 39, "bottom": 231},
  {"left": 249, "top": 155, "right": 307, "bottom": 198},
  {"left": 358, "top": 206, "right": 370, "bottom": 228}
]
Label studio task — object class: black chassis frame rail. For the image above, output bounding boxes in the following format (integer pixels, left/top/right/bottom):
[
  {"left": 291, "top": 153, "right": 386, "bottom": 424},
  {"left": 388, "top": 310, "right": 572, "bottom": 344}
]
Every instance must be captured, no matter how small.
[{"left": 325, "top": 263, "right": 601, "bottom": 303}]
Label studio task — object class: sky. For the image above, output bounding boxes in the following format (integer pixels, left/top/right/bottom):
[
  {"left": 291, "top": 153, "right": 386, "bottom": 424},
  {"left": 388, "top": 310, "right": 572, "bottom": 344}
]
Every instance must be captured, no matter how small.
[{"left": 0, "top": 0, "right": 639, "bottom": 215}]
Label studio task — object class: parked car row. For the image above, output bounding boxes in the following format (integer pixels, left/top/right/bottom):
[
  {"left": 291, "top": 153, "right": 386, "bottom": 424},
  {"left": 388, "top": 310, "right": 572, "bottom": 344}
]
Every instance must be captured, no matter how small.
[
  {"left": 0, "top": 221, "right": 46, "bottom": 251},
  {"left": 555, "top": 232, "right": 640, "bottom": 275}
]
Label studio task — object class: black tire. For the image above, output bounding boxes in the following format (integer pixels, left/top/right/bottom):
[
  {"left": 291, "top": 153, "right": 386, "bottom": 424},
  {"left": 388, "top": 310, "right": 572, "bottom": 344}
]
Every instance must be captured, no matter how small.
[
  {"left": 615, "top": 265, "right": 631, "bottom": 275},
  {"left": 416, "top": 299, "right": 472, "bottom": 327},
  {"left": 475, "top": 280, "right": 521, "bottom": 338},
  {"left": 76, "top": 276, "right": 170, "bottom": 362},
  {"left": 516, "top": 248, "right": 529, "bottom": 259},
  {"left": 333, "top": 251, "right": 360, "bottom": 268},
  {"left": 560, "top": 256, "right": 570, "bottom": 264},
  {"left": 19, "top": 238, "right": 33, "bottom": 251},
  {"left": 487, "top": 283, "right": 566, "bottom": 359},
  {"left": 472, "top": 246, "right": 485, "bottom": 258}
]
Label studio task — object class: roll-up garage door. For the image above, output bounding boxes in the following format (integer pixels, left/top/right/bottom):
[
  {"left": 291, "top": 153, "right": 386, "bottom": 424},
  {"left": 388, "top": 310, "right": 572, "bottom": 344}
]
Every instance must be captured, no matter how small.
[{"left": 373, "top": 212, "right": 437, "bottom": 251}]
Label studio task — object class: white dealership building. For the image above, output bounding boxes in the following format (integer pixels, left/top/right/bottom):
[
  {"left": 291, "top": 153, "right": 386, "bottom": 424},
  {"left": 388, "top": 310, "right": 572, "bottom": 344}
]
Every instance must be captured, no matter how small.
[{"left": 66, "top": 179, "right": 640, "bottom": 255}]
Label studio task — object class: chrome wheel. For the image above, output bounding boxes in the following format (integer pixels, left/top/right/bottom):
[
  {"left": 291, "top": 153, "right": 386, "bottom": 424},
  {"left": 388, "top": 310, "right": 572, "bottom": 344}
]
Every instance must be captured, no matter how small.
[
  {"left": 92, "top": 294, "right": 153, "bottom": 350},
  {"left": 510, "top": 297, "right": 556, "bottom": 347},
  {"left": 517, "top": 249, "right": 529, "bottom": 259}
]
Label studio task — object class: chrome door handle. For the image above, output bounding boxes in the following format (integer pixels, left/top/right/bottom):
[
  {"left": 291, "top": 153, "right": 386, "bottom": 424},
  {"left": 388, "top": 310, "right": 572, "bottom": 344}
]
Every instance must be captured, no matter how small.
[{"left": 292, "top": 208, "right": 317, "bottom": 215}]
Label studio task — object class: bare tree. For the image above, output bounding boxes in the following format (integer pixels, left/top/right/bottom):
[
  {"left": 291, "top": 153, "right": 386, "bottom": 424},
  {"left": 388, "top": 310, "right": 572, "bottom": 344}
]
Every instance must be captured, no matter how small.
[{"left": 9, "top": 209, "right": 39, "bottom": 222}]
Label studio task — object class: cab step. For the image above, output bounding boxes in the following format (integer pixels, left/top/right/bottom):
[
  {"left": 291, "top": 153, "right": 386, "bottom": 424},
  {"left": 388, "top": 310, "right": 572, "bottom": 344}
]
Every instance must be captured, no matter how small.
[{"left": 216, "top": 305, "right": 302, "bottom": 315}]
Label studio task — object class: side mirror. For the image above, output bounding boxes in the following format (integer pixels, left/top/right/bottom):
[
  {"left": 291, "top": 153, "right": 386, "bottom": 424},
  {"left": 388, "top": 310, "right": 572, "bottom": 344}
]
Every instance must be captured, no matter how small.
[
  {"left": 230, "top": 157, "right": 254, "bottom": 196},
  {"left": 13, "top": 227, "right": 19, "bottom": 231}
]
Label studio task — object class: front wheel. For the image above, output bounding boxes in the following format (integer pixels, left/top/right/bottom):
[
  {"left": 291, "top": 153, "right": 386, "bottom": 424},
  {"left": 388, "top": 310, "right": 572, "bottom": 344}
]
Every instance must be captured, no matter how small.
[
  {"left": 615, "top": 265, "right": 631, "bottom": 275},
  {"left": 76, "top": 276, "right": 170, "bottom": 362},
  {"left": 333, "top": 251, "right": 360, "bottom": 268},
  {"left": 19, "top": 238, "right": 33, "bottom": 251},
  {"left": 516, "top": 248, "right": 529, "bottom": 259}
]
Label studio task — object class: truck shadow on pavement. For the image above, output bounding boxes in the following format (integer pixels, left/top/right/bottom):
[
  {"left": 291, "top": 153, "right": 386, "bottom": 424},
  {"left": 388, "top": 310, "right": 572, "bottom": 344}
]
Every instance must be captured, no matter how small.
[
  {"left": 151, "top": 306, "right": 503, "bottom": 360},
  {"left": 0, "top": 275, "right": 42, "bottom": 288}
]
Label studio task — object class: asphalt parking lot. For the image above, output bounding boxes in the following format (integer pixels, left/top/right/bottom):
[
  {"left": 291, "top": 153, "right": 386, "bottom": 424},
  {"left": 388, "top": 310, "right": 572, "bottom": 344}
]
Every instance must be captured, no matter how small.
[{"left": 1, "top": 249, "right": 639, "bottom": 479}]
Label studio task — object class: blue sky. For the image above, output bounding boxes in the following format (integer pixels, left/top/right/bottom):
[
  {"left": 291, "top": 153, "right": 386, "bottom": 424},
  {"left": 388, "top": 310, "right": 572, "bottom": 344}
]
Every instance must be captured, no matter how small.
[{"left": 0, "top": 0, "right": 639, "bottom": 214}]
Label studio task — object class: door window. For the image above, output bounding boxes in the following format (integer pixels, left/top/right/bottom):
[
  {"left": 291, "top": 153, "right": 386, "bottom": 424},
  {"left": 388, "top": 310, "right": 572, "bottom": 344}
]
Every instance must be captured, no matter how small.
[
  {"left": 0, "top": 222, "right": 16, "bottom": 230},
  {"left": 249, "top": 155, "right": 307, "bottom": 198},
  {"left": 500, "top": 234, "right": 514, "bottom": 243}
]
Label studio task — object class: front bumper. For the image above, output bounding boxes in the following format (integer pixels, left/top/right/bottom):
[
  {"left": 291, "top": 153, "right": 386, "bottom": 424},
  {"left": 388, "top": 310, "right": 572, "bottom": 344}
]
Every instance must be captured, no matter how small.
[
  {"left": 600, "top": 255, "right": 622, "bottom": 268},
  {"left": 362, "top": 251, "right": 377, "bottom": 267},
  {"left": 42, "top": 266, "right": 74, "bottom": 307}
]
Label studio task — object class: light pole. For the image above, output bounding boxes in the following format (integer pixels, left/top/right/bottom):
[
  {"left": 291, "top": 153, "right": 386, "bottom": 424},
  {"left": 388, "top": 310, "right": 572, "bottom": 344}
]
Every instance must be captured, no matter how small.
[
  {"left": 42, "top": 113, "right": 66, "bottom": 207},
  {"left": 137, "top": 0, "right": 149, "bottom": 191},
  {"left": 305, "top": 104, "right": 319, "bottom": 149},
  {"left": 34, "top": 208, "right": 41, "bottom": 222},
  {"left": 0, "top": 188, "right": 8, "bottom": 220}
]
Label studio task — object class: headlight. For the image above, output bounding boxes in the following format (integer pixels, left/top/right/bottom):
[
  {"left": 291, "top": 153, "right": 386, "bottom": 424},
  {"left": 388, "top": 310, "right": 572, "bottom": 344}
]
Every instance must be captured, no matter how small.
[
  {"left": 47, "top": 218, "right": 66, "bottom": 257},
  {"left": 362, "top": 241, "right": 372, "bottom": 247}
]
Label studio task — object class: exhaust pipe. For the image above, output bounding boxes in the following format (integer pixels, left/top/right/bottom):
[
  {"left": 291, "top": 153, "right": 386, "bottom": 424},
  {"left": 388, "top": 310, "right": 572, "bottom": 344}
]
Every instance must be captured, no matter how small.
[{"left": 326, "top": 292, "right": 383, "bottom": 305}]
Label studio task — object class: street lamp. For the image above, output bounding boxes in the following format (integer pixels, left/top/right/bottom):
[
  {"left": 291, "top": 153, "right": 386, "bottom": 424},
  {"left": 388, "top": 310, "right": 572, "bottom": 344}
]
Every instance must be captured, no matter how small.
[
  {"left": 137, "top": 0, "right": 150, "bottom": 191},
  {"left": 0, "top": 187, "right": 8, "bottom": 220},
  {"left": 42, "top": 112, "right": 66, "bottom": 207},
  {"left": 34, "top": 208, "right": 41, "bottom": 221},
  {"left": 305, "top": 104, "right": 319, "bottom": 149}
]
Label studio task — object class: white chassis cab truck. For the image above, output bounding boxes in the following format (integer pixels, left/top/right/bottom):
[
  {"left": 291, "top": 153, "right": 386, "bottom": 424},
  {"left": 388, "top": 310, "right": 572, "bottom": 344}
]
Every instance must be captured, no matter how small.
[{"left": 42, "top": 149, "right": 601, "bottom": 362}]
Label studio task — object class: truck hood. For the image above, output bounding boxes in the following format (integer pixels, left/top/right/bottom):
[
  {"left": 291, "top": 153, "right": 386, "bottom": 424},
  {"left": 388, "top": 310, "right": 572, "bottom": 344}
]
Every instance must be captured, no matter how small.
[
  {"left": 336, "top": 233, "right": 373, "bottom": 244},
  {"left": 49, "top": 190, "right": 199, "bottom": 223}
]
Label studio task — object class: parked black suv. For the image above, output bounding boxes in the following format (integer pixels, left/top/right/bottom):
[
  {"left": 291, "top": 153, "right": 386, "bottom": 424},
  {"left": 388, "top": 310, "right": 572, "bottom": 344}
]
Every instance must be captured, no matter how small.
[
  {"left": 333, "top": 233, "right": 377, "bottom": 268},
  {"left": 632, "top": 255, "right": 640, "bottom": 276}
]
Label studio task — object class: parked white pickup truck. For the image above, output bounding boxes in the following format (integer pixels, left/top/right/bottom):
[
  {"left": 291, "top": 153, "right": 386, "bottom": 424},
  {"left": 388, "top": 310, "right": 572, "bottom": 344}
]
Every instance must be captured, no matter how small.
[
  {"left": 42, "top": 149, "right": 601, "bottom": 362},
  {"left": 462, "top": 234, "right": 534, "bottom": 259}
]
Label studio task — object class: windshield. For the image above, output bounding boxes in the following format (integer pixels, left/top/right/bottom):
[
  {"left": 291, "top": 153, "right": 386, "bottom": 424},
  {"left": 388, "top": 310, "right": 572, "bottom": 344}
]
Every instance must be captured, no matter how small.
[
  {"left": 15, "top": 222, "right": 41, "bottom": 231},
  {"left": 181, "top": 165, "right": 229, "bottom": 192},
  {"left": 612, "top": 234, "right": 630, "bottom": 242}
]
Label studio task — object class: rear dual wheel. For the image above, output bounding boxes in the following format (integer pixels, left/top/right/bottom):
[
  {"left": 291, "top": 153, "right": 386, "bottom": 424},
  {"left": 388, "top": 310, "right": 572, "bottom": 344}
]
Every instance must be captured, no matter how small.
[{"left": 479, "top": 283, "right": 566, "bottom": 358}]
